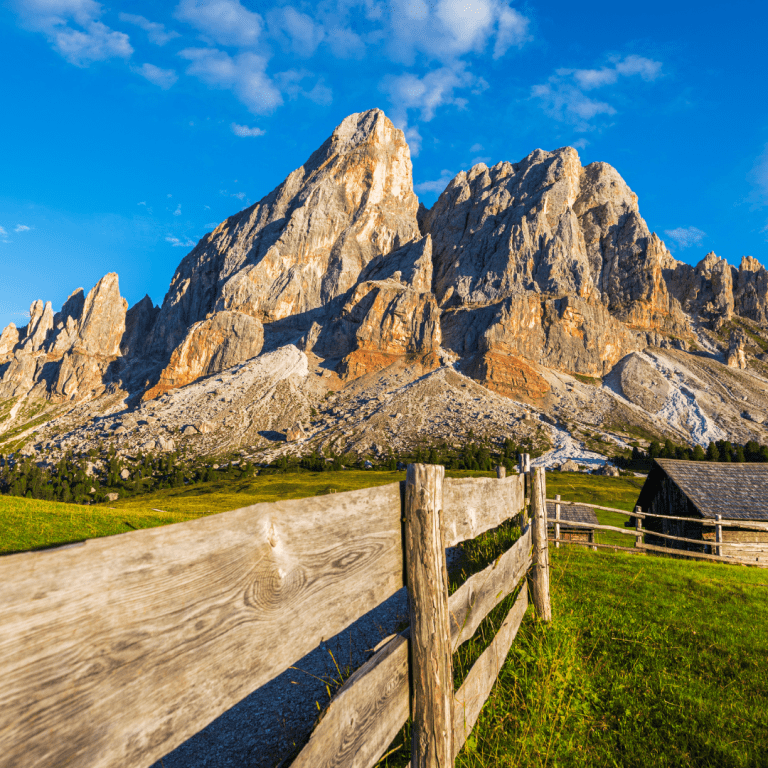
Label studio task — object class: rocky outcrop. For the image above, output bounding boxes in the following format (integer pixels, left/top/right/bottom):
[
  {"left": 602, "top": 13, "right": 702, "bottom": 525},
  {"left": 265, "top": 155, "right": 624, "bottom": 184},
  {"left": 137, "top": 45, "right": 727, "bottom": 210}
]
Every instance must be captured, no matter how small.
[
  {"left": 144, "top": 311, "right": 264, "bottom": 400},
  {"left": 0, "top": 324, "right": 18, "bottom": 359},
  {"left": 727, "top": 328, "right": 748, "bottom": 369},
  {"left": 0, "top": 274, "right": 130, "bottom": 402},
  {"left": 148, "top": 109, "right": 420, "bottom": 360},
  {"left": 735, "top": 256, "right": 768, "bottom": 323},
  {"left": 667, "top": 252, "right": 734, "bottom": 328},
  {"left": 121, "top": 295, "right": 159, "bottom": 358},
  {"left": 422, "top": 149, "right": 689, "bottom": 339},
  {"left": 314, "top": 235, "right": 441, "bottom": 380}
]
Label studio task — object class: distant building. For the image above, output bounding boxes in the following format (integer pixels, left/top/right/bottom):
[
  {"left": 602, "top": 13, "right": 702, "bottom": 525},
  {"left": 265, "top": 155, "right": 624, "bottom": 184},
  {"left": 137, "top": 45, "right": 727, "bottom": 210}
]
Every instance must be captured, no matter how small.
[
  {"left": 547, "top": 501, "right": 597, "bottom": 546},
  {"left": 635, "top": 459, "right": 768, "bottom": 565}
]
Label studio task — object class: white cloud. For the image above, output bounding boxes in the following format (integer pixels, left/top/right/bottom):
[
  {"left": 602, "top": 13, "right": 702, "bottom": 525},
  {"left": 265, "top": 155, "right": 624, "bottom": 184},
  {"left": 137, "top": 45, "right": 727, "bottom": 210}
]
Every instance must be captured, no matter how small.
[
  {"left": 231, "top": 122, "right": 265, "bottom": 137},
  {"left": 493, "top": 5, "right": 530, "bottom": 59},
  {"left": 664, "top": 226, "right": 706, "bottom": 250},
  {"left": 572, "top": 138, "right": 589, "bottom": 150},
  {"left": 166, "top": 235, "right": 195, "bottom": 247},
  {"left": 14, "top": 225, "right": 31, "bottom": 232},
  {"left": 470, "top": 142, "right": 484, "bottom": 153},
  {"left": 414, "top": 169, "right": 455, "bottom": 195},
  {"left": 532, "top": 55, "right": 662, "bottom": 130},
  {"left": 180, "top": 47, "right": 283, "bottom": 114},
  {"left": 173, "top": 204, "right": 182, "bottom": 216},
  {"left": 384, "top": 0, "right": 530, "bottom": 65},
  {"left": 174, "top": 0, "right": 263, "bottom": 47},
  {"left": 118, "top": 13, "right": 180, "bottom": 45},
  {"left": 0, "top": 226, "right": 8, "bottom": 237},
  {"left": 471, "top": 155, "right": 491, "bottom": 165},
  {"left": 232, "top": 191, "right": 246, "bottom": 200},
  {"left": 16, "top": 1, "right": 133, "bottom": 66},
  {"left": 382, "top": 65, "right": 475, "bottom": 123},
  {"left": 136, "top": 63, "right": 178, "bottom": 89},
  {"left": 268, "top": 6, "right": 325, "bottom": 57}
]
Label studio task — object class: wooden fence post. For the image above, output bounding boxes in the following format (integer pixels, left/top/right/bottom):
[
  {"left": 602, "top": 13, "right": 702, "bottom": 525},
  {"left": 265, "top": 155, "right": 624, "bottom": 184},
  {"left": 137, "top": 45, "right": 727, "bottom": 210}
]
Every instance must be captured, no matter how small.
[
  {"left": 634, "top": 506, "right": 643, "bottom": 552},
  {"left": 715, "top": 514, "right": 723, "bottom": 557},
  {"left": 530, "top": 467, "right": 552, "bottom": 622},
  {"left": 496, "top": 465, "right": 506, "bottom": 479},
  {"left": 405, "top": 463, "right": 453, "bottom": 768},
  {"left": 554, "top": 494, "right": 561, "bottom": 549}
]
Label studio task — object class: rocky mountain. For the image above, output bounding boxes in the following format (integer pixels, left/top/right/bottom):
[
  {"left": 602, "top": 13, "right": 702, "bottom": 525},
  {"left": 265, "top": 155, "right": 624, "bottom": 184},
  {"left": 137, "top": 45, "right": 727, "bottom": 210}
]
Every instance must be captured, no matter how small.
[{"left": 3, "top": 108, "right": 768, "bottom": 465}]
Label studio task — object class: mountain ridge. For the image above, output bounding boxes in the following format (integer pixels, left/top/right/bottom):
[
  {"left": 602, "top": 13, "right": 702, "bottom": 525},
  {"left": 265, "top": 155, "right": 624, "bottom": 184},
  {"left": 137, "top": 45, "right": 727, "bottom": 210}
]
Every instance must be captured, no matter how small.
[{"left": 2, "top": 108, "right": 768, "bottom": 464}]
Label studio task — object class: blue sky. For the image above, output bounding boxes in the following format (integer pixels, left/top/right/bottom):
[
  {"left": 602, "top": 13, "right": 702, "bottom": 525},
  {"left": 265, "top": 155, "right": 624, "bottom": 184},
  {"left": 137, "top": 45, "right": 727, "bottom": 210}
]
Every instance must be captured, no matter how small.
[{"left": 1, "top": 0, "right": 767, "bottom": 330}]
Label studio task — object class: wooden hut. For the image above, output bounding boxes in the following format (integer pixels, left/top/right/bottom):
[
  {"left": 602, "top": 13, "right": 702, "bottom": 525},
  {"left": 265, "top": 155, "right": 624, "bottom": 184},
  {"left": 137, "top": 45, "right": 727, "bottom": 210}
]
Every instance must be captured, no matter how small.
[
  {"left": 546, "top": 500, "right": 598, "bottom": 546},
  {"left": 636, "top": 459, "right": 768, "bottom": 565}
]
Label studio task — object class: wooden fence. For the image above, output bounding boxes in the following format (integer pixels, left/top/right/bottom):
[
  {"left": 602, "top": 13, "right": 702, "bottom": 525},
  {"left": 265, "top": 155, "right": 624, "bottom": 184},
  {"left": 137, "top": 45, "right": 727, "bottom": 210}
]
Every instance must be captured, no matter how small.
[
  {"left": 0, "top": 463, "right": 547, "bottom": 768},
  {"left": 548, "top": 498, "right": 768, "bottom": 566}
]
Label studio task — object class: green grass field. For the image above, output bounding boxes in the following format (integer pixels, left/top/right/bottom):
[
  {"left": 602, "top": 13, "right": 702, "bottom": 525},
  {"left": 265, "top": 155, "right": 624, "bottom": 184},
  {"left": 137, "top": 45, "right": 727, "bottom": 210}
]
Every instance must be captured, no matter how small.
[{"left": 379, "top": 530, "right": 768, "bottom": 768}]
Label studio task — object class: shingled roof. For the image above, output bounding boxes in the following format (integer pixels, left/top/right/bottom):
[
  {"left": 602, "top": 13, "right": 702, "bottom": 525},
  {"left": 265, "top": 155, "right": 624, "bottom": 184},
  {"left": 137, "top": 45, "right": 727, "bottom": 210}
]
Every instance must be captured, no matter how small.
[
  {"left": 546, "top": 501, "right": 598, "bottom": 528},
  {"left": 639, "top": 459, "right": 768, "bottom": 521}
]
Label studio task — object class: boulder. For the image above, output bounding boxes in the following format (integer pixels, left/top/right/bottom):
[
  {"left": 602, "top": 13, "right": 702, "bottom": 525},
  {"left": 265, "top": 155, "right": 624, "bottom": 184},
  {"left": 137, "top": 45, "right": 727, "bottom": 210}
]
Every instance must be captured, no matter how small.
[
  {"left": 560, "top": 460, "right": 580, "bottom": 472},
  {"left": 286, "top": 423, "right": 305, "bottom": 442},
  {"left": 106, "top": 492, "right": 119, "bottom": 502},
  {"left": 182, "top": 425, "right": 199, "bottom": 436},
  {"left": 120, "top": 469, "right": 130, "bottom": 480}
]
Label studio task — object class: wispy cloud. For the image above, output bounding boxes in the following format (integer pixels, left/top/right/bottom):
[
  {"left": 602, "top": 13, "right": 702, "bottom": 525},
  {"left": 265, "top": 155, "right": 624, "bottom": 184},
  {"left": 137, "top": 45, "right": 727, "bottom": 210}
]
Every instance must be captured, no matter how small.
[
  {"left": 532, "top": 54, "right": 662, "bottom": 131},
  {"left": 118, "top": 12, "right": 179, "bottom": 45},
  {"left": 173, "top": 204, "right": 182, "bottom": 216},
  {"left": 16, "top": 0, "right": 132, "bottom": 67},
  {"left": 136, "top": 63, "right": 178, "bottom": 89},
  {"left": 166, "top": 235, "right": 195, "bottom": 247},
  {"left": 175, "top": 0, "right": 263, "bottom": 47},
  {"left": 267, "top": 6, "right": 325, "bottom": 58},
  {"left": 415, "top": 169, "right": 455, "bottom": 195},
  {"left": 0, "top": 225, "right": 8, "bottom": 242},
  {"left": 179, "top": 47, "right": 283, "bottom": 114},
  {"left": 664, "top": 226, "right": 706, "bottom": 250},
  {"left": 231, "top": 123, "right": 265, "bottom": 137},
  {"left": 748, "top": 144, "right": 768, "bottom": 207},
  {"left": 14, "top": 224, "right": 31, "bottom": 233}
]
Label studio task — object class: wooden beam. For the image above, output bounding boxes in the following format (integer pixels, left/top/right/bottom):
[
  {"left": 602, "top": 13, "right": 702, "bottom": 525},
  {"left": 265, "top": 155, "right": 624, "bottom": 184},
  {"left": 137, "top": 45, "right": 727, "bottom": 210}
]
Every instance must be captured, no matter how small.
[
  {"left": 554, "top": 495, "right": 561, "bottom": 550},
  {"left": 530, "top": 467, "right": 551, "bottom": 622},
  {"left": 442, "top": 474, "right": 524, "bottom": 548},
  {"left": 453, "top": 587, "right": 528, "bottom": 758},
  {"left": 293, "top": 527, "right": 533, "bottom": 768},
  {"left": 0, "top": 483, "right": 405, "bottom": 768},
  {"left": 405, "top": 464, "right": 453, "bottom": 768},
  {"left": 548, "top": 538, "right": 642, "bottom": 554}
]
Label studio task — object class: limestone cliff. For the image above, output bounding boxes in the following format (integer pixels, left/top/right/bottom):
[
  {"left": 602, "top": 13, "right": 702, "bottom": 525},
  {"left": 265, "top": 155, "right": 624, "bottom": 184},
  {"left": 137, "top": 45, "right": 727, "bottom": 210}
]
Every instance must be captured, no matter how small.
[{"left": 148, "top": 109, "right": 420, "bottom": 359}]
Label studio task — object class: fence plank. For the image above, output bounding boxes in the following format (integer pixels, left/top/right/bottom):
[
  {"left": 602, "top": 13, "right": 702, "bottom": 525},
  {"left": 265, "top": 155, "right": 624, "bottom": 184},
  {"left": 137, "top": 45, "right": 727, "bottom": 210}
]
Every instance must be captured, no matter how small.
[
  {"left": 545, "top": 517, "right": 637, "bottom": 537},
  {"left": 405, "top": 464, "right": 453, "bottom": 768},
  {"left": 294, "top": 528, "right": 533, "bottom": 768},
  {"left": 548, "top": 537, "right": 641, "bottom": 554},
  {"left": 443, "top": 475, "right": 524, "bottom": 547},
  {"left": 0, "top": 483, "right": 404, "bottom": 768},
  {"left": 452, "top": 587, "right": 528, "bottom": 758}
]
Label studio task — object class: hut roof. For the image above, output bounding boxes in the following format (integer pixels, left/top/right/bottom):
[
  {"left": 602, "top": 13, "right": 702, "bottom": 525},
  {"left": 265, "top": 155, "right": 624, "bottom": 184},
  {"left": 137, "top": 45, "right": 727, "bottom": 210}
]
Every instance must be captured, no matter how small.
[
  {"left": 546, "top": 501, "right": 598, "bottom": 527},
  {"left": 639, "top": 459, "right": 768, "bottom": 521}
]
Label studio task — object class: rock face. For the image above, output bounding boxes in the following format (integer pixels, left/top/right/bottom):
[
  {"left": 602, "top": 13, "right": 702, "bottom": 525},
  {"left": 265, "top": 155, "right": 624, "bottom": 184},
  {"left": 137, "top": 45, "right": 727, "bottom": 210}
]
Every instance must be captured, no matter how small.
[
  {"left": 727, "top": 328, "right": 748, "bottom": 369},
  {"left": 148, "top": 109, "right": 420, "bottom": 360},
  {"left": 3, "top": 109, "right": 768, "bottom": 458},
  {"left": 0, "top": 274, "right": 132, "bottom": 401},
  {"left": 144, "top": 311, "right": 264, "bottom": 400}
]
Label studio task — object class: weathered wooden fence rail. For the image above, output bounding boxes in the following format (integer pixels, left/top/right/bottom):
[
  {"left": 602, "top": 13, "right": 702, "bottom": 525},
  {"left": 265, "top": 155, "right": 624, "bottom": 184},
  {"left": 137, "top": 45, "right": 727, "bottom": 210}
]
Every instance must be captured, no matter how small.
[
  {"left": 0, "top": 465, "right": 544, "bottom": 768},
  {"left": 546, "top": 498, "right": 768, "bottom": 566}
]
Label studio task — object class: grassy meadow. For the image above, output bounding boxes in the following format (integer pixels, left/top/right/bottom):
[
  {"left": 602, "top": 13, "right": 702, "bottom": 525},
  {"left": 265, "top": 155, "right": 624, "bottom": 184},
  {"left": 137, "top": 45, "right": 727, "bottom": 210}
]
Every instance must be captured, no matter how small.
[{"left": 379, "top": 537, "right": 768, "bottom": 768}]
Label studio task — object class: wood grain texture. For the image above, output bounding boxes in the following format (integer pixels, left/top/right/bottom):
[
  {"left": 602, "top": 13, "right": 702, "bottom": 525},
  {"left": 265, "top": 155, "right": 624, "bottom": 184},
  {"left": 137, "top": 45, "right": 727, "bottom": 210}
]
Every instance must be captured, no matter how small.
[
  {"left": 405, "top": 463, "right": 453, "bottom": 768},
  {"left": 443, "top": 474, "right": 524, "bottom": 547},
  {"left": 453, "top": 587, "right": 528, "bottom": 758},
  {"left": 641, "top": 542, "right": 766, "bottom": 565},
  {"left": 293, "top": 526, "right": 534, "bottom": 768},
  {"left": 530, "top": 468, "right": 551, "bottom": 622},
  {"left": 0, "top": 483, "right": 404, "bottom": 768}
]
